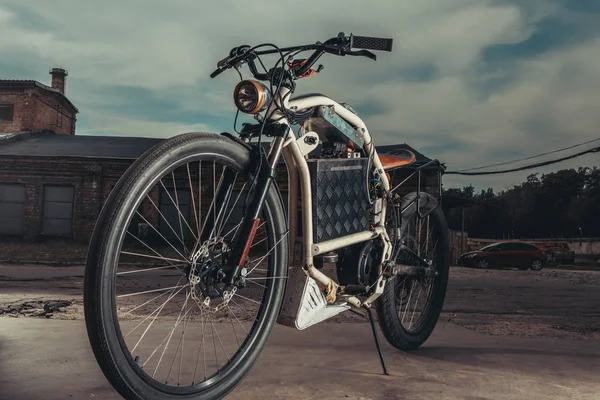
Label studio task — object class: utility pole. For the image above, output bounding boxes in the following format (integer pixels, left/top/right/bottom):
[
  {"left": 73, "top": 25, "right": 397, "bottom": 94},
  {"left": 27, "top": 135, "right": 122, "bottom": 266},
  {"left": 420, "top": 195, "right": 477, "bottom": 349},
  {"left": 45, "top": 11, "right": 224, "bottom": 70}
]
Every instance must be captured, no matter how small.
[{"left": 460, "top": 206, "right": 465, "bottom": 255}]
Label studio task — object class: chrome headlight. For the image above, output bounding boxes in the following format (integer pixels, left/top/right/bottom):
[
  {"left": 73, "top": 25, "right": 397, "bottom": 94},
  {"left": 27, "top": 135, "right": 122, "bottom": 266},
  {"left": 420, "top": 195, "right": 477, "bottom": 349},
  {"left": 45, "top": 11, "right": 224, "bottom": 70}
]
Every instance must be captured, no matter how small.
[{"left": 233, "top": 80, "right": 270, "bottom": 114}]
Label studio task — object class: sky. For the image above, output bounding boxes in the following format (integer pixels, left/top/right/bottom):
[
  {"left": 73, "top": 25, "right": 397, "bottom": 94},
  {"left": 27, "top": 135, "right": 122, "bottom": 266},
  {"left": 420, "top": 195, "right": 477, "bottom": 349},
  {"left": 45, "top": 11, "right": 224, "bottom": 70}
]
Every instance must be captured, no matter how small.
[{"left": 0, "top": 0, "right": 599, "bottom": 192}]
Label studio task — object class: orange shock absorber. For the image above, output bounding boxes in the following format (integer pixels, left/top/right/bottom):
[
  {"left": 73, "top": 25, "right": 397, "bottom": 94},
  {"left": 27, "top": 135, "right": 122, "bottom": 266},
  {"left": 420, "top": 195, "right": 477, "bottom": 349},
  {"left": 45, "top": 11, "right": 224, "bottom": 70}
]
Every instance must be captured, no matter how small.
[{"left": 238, "top": 218, "right": 261, "bottom": 266}]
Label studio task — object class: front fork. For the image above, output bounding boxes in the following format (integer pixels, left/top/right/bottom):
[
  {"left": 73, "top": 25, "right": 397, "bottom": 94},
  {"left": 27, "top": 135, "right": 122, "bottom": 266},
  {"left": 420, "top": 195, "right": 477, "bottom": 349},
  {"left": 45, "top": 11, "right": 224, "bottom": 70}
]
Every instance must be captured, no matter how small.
[{"left": 199, "top": 126, "right": 289, "bottom": 286}]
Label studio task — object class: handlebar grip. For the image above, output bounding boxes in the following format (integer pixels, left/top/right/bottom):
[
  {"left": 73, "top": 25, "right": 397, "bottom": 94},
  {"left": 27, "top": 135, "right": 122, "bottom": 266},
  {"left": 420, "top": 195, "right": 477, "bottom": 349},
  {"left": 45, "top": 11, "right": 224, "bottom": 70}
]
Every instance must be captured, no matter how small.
[
  {"left": 210, "top": 68, "right": 225, "bottom": 79},
  {"left": 350, "top": 35, "right": 393, "bottom": 52}
]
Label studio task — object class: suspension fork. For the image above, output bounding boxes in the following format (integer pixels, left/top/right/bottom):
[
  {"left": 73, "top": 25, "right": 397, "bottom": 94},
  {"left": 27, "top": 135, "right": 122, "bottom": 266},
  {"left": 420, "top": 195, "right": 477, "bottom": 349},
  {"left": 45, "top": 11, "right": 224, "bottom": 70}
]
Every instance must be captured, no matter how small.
[{"left": 220, "top": 125, "right": 289, "bottom": 285}]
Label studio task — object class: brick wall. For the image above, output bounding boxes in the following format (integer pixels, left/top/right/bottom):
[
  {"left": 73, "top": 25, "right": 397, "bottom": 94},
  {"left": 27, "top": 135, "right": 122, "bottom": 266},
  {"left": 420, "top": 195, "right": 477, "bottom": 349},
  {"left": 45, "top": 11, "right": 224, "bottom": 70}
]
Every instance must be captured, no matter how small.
[
  {"left": 0, "top": 88, "right": 76, "bottom": 135},
  {"left": 0, "top": 89, "right": 34, "bottom": 133},
  {"left": 0, "top": 156, "right": 130, "bottom": 242},
  {"left": 32, "top": 92, "right": 76, "bottom": 135},
  {"left": 0, "top": 155, "right": 442, "bottom": 244}
]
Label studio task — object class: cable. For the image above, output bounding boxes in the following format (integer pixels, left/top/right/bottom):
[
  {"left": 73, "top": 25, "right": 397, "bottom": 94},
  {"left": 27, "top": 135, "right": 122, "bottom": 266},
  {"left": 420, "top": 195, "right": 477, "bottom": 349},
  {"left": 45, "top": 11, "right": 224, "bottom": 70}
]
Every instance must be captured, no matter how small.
[
  {"left": 445, "top": 146, "right": 600, "bottom": 176},
  {"left": 455, "top": 136, "right": 600, "bottom": 172},
  {"left": 239, "top": 43, "right": 287, "bottom": 211}
]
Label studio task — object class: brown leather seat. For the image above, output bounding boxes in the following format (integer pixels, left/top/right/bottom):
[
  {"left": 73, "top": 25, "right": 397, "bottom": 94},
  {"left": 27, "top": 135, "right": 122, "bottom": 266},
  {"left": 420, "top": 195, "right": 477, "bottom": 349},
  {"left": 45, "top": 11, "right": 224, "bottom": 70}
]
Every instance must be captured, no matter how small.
[{"left": 379, "top": 149, "right": 416, "bottom": 171}]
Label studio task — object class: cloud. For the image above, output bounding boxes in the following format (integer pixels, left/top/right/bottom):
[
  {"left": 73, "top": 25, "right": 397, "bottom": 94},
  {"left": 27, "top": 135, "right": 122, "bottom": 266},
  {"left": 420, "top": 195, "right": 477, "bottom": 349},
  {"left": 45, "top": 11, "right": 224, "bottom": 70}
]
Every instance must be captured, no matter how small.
[{"left": 0, "top": 0, "right": 598, "bottom": 191}]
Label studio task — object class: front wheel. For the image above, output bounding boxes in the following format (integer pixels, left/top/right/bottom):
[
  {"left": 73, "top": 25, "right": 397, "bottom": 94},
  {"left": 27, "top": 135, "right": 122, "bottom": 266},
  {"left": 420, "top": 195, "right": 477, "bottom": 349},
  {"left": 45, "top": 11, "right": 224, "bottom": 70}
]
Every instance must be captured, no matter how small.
[
  {"left": 375, "top": 192, "right": 450, "bottom": 351},
  {"left": 84, "top": 132, "right": 289, "bottom": 400}
]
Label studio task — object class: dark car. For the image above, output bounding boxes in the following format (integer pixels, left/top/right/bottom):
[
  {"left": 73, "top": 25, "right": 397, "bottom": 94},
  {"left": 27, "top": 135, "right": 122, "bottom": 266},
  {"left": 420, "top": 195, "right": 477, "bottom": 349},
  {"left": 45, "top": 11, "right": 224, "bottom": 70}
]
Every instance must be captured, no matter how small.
[{"left": 458, "top": 241, "right": 546, "bottom": 271}]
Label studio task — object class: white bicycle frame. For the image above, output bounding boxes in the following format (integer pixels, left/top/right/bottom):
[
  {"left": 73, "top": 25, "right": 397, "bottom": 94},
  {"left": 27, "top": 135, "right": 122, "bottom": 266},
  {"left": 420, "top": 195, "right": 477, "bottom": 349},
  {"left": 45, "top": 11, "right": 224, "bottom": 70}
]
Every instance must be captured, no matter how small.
[{"left": 264, "top": 86, "right": 394, "bottom": 313}]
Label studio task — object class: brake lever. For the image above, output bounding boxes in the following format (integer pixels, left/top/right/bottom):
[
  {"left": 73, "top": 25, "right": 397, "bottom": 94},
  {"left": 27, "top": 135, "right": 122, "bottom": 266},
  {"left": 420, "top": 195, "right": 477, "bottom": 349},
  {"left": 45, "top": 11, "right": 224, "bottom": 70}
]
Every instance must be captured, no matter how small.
[{"left": 345, "top": 49, "right": 377, "bottom": 60}]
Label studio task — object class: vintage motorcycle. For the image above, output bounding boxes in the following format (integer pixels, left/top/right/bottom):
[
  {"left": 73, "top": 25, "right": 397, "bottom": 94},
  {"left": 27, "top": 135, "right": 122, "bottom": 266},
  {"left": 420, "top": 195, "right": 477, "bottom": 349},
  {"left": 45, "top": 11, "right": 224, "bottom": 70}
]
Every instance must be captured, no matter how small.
[{"left": 83, "top": 32, "right": 449, "bottom": 399}]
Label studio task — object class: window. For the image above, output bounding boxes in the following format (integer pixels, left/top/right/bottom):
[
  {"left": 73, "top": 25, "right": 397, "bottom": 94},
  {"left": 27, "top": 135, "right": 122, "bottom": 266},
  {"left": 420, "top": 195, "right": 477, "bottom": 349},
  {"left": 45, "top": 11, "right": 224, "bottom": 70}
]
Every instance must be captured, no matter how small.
[
  {"left": 514, "top": 243, "right": 538, "bottom": 251},
  {"left": 0, "top": 104, "right": 14, "bottom": 122},
  {"left": 43, "top": 186, "right": 74, "bottom": 236},
  {"left": 0, "top": 184, "right": 25, "bottom": 235},
  {"left": 481, "top": 243, "right": 501, "bottom": 251}
]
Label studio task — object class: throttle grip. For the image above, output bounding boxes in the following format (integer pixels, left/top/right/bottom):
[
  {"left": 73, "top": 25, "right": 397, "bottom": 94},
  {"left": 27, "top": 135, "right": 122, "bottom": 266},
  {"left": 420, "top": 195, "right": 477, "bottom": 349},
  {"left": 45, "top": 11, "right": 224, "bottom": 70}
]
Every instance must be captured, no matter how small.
[
  {"left": 210, "top": 68, "right": 225, "bottom": 79},
  {"left": 350, "top": 35, "right": 393, "bottom": 52}
]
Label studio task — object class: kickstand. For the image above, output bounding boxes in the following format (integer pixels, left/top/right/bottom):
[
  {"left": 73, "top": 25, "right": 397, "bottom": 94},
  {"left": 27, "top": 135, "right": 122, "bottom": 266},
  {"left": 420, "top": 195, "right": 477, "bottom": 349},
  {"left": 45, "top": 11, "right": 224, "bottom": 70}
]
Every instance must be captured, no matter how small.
[{"left": 364, "top": 305, "right": 389, "bottom": 376}]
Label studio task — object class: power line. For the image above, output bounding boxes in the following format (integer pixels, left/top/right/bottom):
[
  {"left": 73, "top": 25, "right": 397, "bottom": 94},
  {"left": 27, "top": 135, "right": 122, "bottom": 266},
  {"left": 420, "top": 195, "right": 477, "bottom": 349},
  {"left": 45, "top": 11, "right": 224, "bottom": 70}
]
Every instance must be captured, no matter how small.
[
  {"left": 445, "top": 146, "right": 600, "bottom": 176},
  {"left": 454, "top": 136, "right": 600, "bottom": 172}
]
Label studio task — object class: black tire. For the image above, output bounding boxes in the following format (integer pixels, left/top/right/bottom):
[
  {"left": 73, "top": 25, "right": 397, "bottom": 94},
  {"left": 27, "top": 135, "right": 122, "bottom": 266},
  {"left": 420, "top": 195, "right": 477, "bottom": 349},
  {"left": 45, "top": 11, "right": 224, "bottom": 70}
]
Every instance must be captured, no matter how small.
[
  {"left": 84, "top": 132, "right": 288, "bottom": 400},
  {"left": 375, "top": 192, "right": 449, "bottom": 351}
]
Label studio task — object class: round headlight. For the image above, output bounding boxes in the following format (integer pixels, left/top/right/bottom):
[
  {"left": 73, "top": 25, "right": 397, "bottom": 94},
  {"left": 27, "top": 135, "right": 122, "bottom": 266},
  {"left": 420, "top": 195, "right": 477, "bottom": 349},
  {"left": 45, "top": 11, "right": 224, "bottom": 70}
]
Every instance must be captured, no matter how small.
[{"left": 233, "top": 80, "right": 270, "bottom": 114}]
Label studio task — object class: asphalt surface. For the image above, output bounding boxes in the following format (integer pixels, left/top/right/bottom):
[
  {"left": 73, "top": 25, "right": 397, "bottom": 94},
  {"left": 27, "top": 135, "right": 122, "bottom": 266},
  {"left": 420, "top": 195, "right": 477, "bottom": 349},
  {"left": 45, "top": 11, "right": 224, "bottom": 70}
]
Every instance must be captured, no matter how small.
[{"left": 1, "top": 317, "right": 599, "bottom": 400}]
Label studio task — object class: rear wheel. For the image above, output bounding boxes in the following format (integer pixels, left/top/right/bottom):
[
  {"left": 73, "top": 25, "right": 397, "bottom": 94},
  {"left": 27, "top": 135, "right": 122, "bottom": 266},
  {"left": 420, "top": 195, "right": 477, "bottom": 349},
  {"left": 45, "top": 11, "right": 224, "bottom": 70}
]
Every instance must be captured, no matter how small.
[
  {"left": 375, "top": 192, "right": 450, "bottom": 351},
  {"left": 84, "top": 132, "right": 288, "bottom": 400},
  {"left": 530, "top": 259, "right": 544, "bottom": 271}
]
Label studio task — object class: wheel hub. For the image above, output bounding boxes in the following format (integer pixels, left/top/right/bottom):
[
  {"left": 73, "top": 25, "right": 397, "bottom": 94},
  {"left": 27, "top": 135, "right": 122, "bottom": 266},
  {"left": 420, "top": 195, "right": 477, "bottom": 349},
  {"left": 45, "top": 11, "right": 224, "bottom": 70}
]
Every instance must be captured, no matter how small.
[{"left": 188, "top": 237, "right": 236, "bottom": 312}]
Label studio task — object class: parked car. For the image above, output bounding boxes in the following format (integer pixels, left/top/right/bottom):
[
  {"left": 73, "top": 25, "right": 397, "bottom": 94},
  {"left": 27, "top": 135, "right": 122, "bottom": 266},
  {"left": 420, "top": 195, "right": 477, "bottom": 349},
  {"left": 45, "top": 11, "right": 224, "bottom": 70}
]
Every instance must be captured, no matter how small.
[{"left": 458, "top": 241, "right": 546, "bottom": 271}]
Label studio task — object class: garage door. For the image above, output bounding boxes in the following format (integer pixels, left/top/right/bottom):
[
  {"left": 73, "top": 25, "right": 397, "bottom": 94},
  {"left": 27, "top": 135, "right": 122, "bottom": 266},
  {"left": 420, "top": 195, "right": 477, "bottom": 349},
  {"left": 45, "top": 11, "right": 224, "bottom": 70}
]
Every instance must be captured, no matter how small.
[
  {"left": 159, "top": 189, "right": 191, "bottom": 241},
  {"left": 43, "top": 186, "right": 74, "bottom": 236},
  {"left": 0, "top": 184, "right": 25, "bottom": 235}
]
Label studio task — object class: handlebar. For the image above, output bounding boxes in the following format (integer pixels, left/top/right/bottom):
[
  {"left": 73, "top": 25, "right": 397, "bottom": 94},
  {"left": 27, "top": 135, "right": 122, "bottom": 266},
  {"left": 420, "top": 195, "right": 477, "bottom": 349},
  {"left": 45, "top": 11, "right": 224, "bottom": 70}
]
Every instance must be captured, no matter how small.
[{"left": 209, "top": 32, "right": 393, "bottom": 80}]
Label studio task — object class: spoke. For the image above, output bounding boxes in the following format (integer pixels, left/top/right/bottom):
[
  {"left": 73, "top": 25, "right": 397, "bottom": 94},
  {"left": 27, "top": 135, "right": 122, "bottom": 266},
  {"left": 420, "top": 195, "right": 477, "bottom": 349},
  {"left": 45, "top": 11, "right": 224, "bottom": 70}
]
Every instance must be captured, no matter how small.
[
  {"left": 192, "top": 307, "right": 207, "bottom": 384},
  {"left": 160, "top": 177, "right": 198, "bottom": 243},
  {"left": 250, "top": 236, "right": 267, "bottom": 249},
  {"left": 130, "top": 284, "right": 188, "bottom": 353},
  {"left": 120, "top": 289, "right": 171, "bottom": 317},
  {"left": 117, "top": 264, "right": 184, "bottom": 276},
  {"left": 125, "top": 282, "right": 181, "bottom": 337},
  {"left": 125, "top": 228, "right": 182, "bottom": 268},
  {"left": 120, "top": 251, "right": 186, "bottom": 264},
  {"left": 222, "top": 221, "right": 243, "bottom": 240},
  {"left": 246, "top": 280, "right": 267, "bottom": 289},
  {"left": 187, "top": 163, "right": 200, "bottom": 239},
  {"left": 229, "top": 298, "right": 259, "bottom": 323},
  {"left": 401, "top": 280, "right": 415, "bottom": 324},
  {"left": 246, "top": 276, "right": 288, "bottom": 280},
  {"left": 199, "top": 161, "right": 202, "bottom": 239},
  {"left": 134, "top": 206, "right": 188, "bottom": 261},
  {"left": 408, "top": 282, "right": 423, "bottom": 331},
  {"left": 234, "top": 293, "right": 262, "bottom": 306},
  {"left": 146, "top": 193, "right": 188, "bottom": 254},
  {"left": 217, "top": 180, "right": 245, "bottom": 238},
  {"left": 246, "top": 231, "right": 288, "bottom": 276},
  {"left": 226, "top": 305, "right": 249, "bottom": 336},
  {"left": 211, "top": 322, "right": 230, "bottom": 367},
  {"left": 118, "top": 284, "right": 187, "bottom": 299},
  {"left": 172, "top": 171, "right": 187, "bottom": 245},
  {"left": 158, "top": 290, "right": 191, "bottom": 381},
  {"left": 207, "top": 164, "right": 228, "bottom": 240},
  {"left": 141, "top": 295, "right": 194, "bottom": 371},
  {"left": 212, "top": 316, "right": 219, "bottom": 372},
  {"left": 213, "top": 162, "right": 216, "bottom": 233}
]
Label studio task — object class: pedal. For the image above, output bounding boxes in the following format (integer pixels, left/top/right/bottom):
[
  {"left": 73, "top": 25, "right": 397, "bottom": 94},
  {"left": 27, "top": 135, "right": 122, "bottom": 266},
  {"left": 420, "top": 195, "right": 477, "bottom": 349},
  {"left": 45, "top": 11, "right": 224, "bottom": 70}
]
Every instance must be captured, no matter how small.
[{"left": 277, "top": 264, "right": 350, "bottom": 330}]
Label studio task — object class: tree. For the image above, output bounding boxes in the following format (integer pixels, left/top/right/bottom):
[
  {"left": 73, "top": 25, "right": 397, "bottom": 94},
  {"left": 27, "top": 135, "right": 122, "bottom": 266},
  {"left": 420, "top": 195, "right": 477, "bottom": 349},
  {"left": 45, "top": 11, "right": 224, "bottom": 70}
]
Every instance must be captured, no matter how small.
[{"left": 442, "top": 166, "right": 600, "bottom": 238}]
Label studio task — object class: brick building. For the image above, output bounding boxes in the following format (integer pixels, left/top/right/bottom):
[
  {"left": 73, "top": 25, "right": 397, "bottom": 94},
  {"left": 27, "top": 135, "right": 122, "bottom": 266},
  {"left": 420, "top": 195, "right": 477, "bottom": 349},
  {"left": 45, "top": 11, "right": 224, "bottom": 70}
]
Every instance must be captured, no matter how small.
[
  {"left": 0, "top": 131, "right": 443, "bottom": 243},
  {"left": 0, "top": 68, "right": 443, "bottom": 242},
  {"left": 0, "top": 68, "right": 78, "bottom": 136}
]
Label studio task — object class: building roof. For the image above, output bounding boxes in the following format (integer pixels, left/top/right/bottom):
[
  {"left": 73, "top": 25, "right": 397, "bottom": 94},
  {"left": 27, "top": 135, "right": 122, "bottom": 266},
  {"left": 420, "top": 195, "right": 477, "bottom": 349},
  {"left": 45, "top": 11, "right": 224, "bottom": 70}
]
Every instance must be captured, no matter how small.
[
  {"left": 0, "top": 131, "right": 162, "bottom": 159},
  {"left": 0, "top": 80, "right": 79, "bottom": 113},
  {"left": 0, "top": 131, "right": 444, "bottom": 171}
]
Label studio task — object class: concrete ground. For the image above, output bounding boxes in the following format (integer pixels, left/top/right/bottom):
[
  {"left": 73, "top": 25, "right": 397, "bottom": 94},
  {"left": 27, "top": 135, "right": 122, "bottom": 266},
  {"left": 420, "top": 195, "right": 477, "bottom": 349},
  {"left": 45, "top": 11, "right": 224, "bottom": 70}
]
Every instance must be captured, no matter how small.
[
  {"left": 1, "top": 317, "right": 599, "bottom": 400},
  {"left": 1, "top": 264, "right": 600, "bottom": 399}
]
